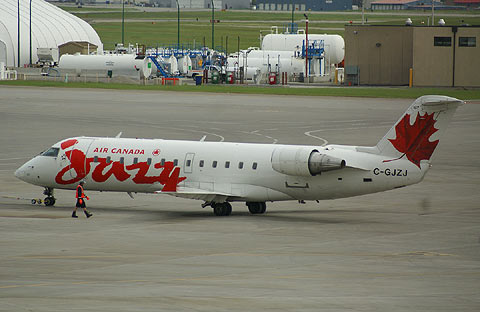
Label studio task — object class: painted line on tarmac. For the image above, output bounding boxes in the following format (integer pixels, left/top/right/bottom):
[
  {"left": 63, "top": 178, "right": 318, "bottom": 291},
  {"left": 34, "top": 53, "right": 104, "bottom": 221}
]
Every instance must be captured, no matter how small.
[
  {"left": 304, "top": 130, "right": 329, "bottom": 146},
  {"left": 0, "top": 280, "right": 149, "bottom": 289}
]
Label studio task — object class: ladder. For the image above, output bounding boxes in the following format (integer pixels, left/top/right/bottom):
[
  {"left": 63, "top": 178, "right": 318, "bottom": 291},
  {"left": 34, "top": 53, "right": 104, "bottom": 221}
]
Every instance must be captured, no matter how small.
[{"left": 147, "top": 56, "right": 171, "bottom": 78}]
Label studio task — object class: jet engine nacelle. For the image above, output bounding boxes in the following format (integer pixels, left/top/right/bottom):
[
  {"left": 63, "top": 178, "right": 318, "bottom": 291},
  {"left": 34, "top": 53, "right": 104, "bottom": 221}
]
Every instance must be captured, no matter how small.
[{"left": 271, "top": 148, "right": 346, "bottom": 177}]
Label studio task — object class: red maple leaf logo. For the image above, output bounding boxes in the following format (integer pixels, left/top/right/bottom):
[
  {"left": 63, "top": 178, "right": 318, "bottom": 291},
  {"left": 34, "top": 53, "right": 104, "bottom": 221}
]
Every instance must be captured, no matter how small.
[{"left": 384, "top": 112, "right": 439, "bottom": 168}]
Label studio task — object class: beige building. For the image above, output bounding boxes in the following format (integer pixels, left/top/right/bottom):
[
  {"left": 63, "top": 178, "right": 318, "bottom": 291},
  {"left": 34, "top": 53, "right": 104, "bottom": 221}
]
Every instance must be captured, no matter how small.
[
  {"left": 344, "top": 25, "right": 480, "bottom": 87},
  {"left": 58, "top": 41, "right": 98, "bottom": 57}
]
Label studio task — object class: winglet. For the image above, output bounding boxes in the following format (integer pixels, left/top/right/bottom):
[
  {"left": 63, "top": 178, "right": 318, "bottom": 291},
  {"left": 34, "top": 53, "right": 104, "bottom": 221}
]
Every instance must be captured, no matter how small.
[{"left": 115, "top": 132, "right": 122, "bottom": 138}]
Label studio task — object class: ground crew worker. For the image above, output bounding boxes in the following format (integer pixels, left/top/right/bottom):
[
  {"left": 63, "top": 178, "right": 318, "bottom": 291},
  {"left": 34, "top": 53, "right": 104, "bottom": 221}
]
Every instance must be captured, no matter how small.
[{"left": 72, "top": 180, "right": 92, "bottom": 218}]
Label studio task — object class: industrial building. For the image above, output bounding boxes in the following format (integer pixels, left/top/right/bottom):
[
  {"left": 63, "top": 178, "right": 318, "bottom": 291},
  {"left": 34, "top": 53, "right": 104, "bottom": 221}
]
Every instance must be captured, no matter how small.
[
  {"left": 256, "top": 0, "right": 352, "bottom": 11},
  {"left": 344, "top": 25, "right": 480, "bottom": 87},
  {"left": 370, "top": 0, "right": 436, "bottom": 10},
  {"left": 0, "top": 0, "right": 103, "bottom": 67},
  {"left": 146, "top": 0, "right": 251, "bottom": 9}
]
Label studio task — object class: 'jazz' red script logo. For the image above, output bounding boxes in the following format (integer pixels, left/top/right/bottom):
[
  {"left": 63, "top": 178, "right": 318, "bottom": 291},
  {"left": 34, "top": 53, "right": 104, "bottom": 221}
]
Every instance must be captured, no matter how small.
[
  {"left": 55, "top": 139, "right": 186, "bottom": 191},
  {"left": 384, "top": 112, "right": 439, "bottom": 168}
]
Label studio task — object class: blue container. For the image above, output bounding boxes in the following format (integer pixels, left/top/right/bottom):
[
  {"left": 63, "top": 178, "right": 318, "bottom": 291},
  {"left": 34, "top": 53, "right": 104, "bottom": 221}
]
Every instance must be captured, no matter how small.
[{"left": 195, "top": 75, "right": 203, "bottom": 86}]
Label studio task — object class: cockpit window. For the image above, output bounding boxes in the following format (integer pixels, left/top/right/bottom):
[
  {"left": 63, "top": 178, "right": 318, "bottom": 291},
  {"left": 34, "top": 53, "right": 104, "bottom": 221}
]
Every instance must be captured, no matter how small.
[{"left": 41, "top": 147, "right": 59, "bottom": 157}]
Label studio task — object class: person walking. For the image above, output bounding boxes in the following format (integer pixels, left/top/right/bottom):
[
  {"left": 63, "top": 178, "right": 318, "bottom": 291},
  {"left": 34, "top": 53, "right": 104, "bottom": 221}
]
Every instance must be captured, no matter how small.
[{"left": 72, "top": 180, "right": 92, "bottom": 218}]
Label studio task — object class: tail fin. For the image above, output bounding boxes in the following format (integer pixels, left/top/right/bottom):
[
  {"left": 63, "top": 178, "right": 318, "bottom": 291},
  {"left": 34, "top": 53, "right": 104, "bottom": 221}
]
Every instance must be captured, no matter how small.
[{"left": 375, "top": 95, "right": 463, "bottom": 168}]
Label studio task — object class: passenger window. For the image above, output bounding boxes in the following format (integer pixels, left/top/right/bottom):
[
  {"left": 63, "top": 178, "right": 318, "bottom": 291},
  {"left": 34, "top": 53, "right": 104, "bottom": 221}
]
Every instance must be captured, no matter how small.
[
  {"left": 225, "top": 161, "right": 230, "bottom": 168},
  {"left": 106, "top": 156, "right": 111, "bottom": 164},
  {"left": 186, "top": 160, "right": 191, "bottom": 167},
  {"left": 161, "top": 158, "right": 165, "bottom": 166},
  {"left": 238, "top": 162, "right": 244, "bottom": 169},
  {"left": 93, "top": 156, "right": 99, "bottom": 162},
  {"left": 173, "top": 159, "right": 178, "bottom": 166},
  {"left": 41, "top": 147, "right": 59, "bottom": 157},
  {"left": 199, "top": 160, "right": 204, "bottom": 167},
  {"left": 212, "top": 161, "right": 217, "bottom": 168},
  {"left": 147, "top": 158, "right": 152, "bottom": 165},
  {"left": 252, "top": 162, "right": 257, "bottom": 170},
  {"left": 133, "top": 157, "right": 138, "bottom": 164},
  {"left": 120, "top": 157, "right": 124, "bottom": 164}
]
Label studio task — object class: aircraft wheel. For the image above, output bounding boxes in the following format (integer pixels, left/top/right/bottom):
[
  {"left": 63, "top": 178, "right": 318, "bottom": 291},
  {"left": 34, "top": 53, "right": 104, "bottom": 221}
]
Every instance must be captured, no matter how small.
[
  {"left": 247, "top": 202, "right": 266, "bottom": 214},
  {"left": 44, "top": 197, "right": 55, "bottom": 206},
  {"left": 224, "top": 202, "right": 232, "bottom": 216},
  {"left": 31, "top": 199, "right": 37, "bottom": 205},
  {"left": 259, "top": 202, "right": 266, "bottom": 214},
  {"left": 213, "top": 202, "right": 232, "bottom": 216},
  {"left": 37, "top": 199, "right": 43, "bottom": 205}
]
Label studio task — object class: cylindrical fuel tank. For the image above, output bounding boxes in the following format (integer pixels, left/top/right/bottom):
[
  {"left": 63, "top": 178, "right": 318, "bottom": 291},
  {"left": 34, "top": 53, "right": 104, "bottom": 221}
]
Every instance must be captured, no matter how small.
[
  {"left": 261, "top": 34, "right": 344, "bottom": 64},
  {"left": 59, "top": 54, "right": 152, "bottom": 77}
]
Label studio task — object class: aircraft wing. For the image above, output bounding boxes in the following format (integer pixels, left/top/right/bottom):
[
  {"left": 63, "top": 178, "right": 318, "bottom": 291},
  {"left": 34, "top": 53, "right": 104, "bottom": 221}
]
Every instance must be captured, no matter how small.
[{"left": 155, "top": 187, "right": 235, "bottom": 202}]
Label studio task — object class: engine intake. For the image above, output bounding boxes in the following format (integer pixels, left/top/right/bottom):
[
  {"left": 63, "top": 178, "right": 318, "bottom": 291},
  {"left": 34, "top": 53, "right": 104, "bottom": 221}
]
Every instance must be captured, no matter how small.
[{"left": 271, "top": 148, "right": 346, "bottom": 177}]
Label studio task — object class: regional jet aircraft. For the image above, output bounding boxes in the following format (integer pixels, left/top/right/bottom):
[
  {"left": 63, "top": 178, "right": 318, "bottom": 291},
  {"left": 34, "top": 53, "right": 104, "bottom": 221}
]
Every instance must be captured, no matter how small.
[{"left": 15, "top": 95, "right": 463, "bottom": 216}]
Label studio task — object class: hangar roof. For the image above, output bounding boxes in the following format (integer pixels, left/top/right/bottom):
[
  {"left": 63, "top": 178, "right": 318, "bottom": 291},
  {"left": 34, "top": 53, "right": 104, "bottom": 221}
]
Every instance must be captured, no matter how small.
[{"left": 0, "top": 0, "right": 103, "bottom": 67}]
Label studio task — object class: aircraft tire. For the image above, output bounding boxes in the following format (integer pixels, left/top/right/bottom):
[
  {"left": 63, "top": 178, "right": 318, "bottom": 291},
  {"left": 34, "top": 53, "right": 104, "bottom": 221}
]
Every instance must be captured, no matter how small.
[
  {"left": 260, "top": 202, "right": 266, "bottom": 214},
  {"left": 213, "top": 203, "right": 231, "bottom": 216},
  {"left": 44, "top": 197, "right": 55, "bottom": 206},
  {"left": 247, "top": 202, "right": 266, "bottom": 214},
  {"left": 224, "top": 202, "right": 232, "bottom": 216}
]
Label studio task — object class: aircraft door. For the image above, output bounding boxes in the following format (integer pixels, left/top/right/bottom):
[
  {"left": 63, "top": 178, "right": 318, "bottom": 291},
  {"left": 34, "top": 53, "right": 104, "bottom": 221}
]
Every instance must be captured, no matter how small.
[{"left": 184, "top": 153, "right": 195, "bottom": 174}]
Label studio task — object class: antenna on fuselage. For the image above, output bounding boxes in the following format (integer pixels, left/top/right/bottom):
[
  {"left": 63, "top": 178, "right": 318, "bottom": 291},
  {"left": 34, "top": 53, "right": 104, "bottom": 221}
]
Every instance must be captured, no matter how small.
[{"left": 115, "top": 132, "right": 123, "bottom": 138}]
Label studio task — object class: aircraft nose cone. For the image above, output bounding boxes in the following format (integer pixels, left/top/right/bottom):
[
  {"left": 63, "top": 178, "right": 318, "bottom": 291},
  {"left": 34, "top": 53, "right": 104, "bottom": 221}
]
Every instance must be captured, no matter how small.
[
  {"left": 14, "top": 165, "right": 27, "bottom": 181},
  {"left": 14, "top": 167, "right": 24, "bottom": 179}
]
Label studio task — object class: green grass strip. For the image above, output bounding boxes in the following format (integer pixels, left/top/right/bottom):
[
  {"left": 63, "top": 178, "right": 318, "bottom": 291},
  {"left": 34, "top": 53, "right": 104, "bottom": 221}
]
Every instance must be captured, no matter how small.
[{"left": 1, "top": 80, "right": 479, "bottom": 100}]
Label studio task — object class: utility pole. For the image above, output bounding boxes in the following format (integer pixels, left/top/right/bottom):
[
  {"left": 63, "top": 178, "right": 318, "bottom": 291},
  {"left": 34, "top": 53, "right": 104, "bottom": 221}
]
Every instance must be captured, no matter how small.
[
  {"left": 211, "top": 0, "right": 215, "bottom": 49},
  {"left": 17, "top": 0, "right": 20, "bottom": 67},
  {"left": 291, "top": 2, "right": 294, "bottom": 33},
  {"left": 432, "top": 0, "right": 435, "bottom": 26},
  {"left": 176, "top": 0, "right": 180, "bottom": 50},
  {"left": 304, "top": 14, "right": 308, "bottom": 80},
  {"left": 122, "top": 0, "right": 125, "bottom": 45},
  {"left": 362, "top": 0, "right": 365, "bottom": 25},
  {"left": 30, "top": 0, "right": 32, "bottom": 65}
]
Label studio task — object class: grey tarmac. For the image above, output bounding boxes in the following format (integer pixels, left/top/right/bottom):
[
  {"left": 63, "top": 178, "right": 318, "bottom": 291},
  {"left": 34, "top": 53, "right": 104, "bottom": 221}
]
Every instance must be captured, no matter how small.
[{"left": 0, "top": 86, "right": 479, "bottom": 312}]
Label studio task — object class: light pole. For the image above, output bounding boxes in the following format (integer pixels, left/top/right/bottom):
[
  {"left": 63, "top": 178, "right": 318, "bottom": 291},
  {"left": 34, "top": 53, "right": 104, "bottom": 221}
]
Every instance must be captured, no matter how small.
[
  {"left": 432, "top": 0, "right": 435, "bottom": 26},
  {"left": 211, "top": 0, "right": 215, "bottom": 49},
  {"left": 244, "top": 48, "right": 252, "bottom": 84},
  {"left": 176, "top": 0, "right": 180, "bottom": 50},
  {"left": 361, "top": 0, "right": 365, "bottom": 25},
  {"left": 304, "top": 14, "right": 308, "bottom": 80},
  {"left": 291, "top": 2, "right": 294, "bottom": 32},
  {"left": 122, "top": 0, "right": 125, "bottom": 45}
]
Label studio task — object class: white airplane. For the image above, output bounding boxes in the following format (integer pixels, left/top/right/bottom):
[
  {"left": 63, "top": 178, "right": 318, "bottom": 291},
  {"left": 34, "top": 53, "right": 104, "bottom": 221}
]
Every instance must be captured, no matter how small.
[{"left": 15, "top": 95, "right": 463, "bottom": 216}]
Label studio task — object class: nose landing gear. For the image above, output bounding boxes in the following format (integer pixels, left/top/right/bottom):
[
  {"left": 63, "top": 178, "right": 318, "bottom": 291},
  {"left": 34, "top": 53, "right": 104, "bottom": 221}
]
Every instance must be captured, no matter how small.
[{"left": 38, "top": 187, "right": 56, "bottom": 206}]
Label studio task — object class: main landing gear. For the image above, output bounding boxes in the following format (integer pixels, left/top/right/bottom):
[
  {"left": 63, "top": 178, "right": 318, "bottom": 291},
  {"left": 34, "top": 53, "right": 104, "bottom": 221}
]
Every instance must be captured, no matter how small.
[
  {"left": 246, "top": 202, "right": 266, "bottom": 214},
  {"left": 31, "top": 187, "right": 56, "bottom": 206},
  {"left": 212, "top": 202, "right": 232, "bottom": 216},
  {"left": 204, "top": 201, "right": 267, "bottom": 216}
]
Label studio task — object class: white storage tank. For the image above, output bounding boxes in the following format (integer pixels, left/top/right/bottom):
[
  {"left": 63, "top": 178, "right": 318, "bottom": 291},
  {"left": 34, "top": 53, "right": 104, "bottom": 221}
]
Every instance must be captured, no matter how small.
[
  {"left": 177, "top": 55, "right": 192, "bottom": 75},
  {"left": 59, "top": 54, "right": 152, "bottom": 78},
  {"left": 227, "top": 50, "right": 305, "bottom": 77},
  {"left": 261, "top": 34, "right": 345, "bottom": 64},
  {"left": 168, "top": 55, "right": 178, "bottom": 75}
]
